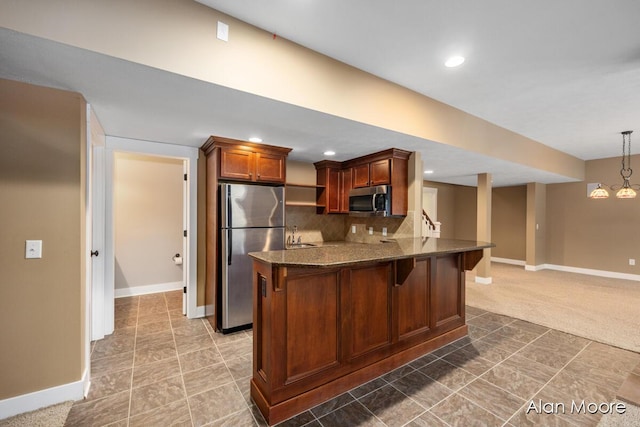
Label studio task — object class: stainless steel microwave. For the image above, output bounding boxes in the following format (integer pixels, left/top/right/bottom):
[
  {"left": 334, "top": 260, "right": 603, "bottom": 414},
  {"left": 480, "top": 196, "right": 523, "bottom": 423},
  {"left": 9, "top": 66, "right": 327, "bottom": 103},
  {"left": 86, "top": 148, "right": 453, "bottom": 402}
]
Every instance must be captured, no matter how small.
[{"left": 349, "top": 185, "right": 392, "bottom": 217}]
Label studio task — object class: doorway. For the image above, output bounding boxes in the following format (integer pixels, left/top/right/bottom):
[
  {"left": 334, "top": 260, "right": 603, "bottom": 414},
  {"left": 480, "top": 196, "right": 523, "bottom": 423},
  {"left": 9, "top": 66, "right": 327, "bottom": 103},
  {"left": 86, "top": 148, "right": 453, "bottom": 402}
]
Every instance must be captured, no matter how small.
[
  {"left": 112, "top": 152, "right": 185, "bottom": 300},
  {"left": 91, "top": 136, "right": 199, "bottom": 339}
]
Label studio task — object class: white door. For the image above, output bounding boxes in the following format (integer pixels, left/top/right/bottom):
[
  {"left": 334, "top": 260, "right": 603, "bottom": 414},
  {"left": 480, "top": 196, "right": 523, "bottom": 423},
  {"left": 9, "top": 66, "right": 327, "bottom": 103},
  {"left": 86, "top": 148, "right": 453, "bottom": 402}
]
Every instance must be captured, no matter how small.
[
  {"left": 182, "top": 160, "right": 188, "bottom": 315},
  {"left": 89, "top": 106, "right": 106, "bottom": 341}
]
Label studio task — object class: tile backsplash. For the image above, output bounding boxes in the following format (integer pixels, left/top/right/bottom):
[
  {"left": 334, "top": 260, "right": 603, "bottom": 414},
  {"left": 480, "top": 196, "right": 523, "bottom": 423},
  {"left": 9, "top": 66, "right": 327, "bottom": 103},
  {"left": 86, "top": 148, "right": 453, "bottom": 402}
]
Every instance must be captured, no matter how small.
[{"left": 285, "top": 207, "right": 418, "bottom": 244}]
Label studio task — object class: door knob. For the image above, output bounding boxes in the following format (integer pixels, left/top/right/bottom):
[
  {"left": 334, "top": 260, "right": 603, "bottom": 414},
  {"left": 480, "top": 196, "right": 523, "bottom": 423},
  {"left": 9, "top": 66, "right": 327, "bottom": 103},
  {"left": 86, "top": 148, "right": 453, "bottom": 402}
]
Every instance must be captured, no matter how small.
[{"left": 91, "top": 250, "right": 99, "bottom": 257}]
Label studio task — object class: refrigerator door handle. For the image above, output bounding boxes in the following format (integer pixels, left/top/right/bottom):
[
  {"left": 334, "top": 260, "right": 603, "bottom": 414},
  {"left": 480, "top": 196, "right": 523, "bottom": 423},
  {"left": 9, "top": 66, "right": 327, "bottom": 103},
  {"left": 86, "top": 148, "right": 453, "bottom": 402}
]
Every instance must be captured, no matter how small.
[
  {"left": 227, "top": 185, "right": 232, "bottom": 229},
  {"left": 228, "top": 229, "right": 232, "bottom": 266}
]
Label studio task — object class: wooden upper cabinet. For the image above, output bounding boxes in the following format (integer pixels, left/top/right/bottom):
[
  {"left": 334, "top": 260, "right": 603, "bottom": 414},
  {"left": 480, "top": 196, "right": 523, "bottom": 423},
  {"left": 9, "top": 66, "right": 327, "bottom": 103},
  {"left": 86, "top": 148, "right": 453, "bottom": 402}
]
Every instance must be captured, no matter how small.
[
  {"left": 202, "top": 136, "right": 292, "bottom": 184},
  {"left": 316, "top": 148, "right": 410, "bottom": 216},
  {"left": 353, "top": 159, "right": 390, "bottom": 188},
  {"left": 370, "top": 159, "right": 390, "bottom": 186},
  {"left": 352, "top": 164, "right": 370, "bottom": 188},
  {"left": 256, "top": 152, "right": 286, "bottom": 183},
  {"left": 219, "top": 147, "right": 254, "bottom": 181},
  {"left": 339, "top": 168, "right": 353, "bottom": 213},
  {"left": 314, "top": 161, "right": 341, "bottom": 214}
]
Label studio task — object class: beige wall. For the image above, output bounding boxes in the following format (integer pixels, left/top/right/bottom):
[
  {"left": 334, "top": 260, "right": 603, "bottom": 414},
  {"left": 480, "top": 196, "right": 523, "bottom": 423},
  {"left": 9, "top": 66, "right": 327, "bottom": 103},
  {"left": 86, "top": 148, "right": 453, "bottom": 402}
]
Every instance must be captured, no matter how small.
[
  {"left": 0, "top": 0, "right": 584, "bottom": 182},
  {"left": 113, "top": 153, "right": 183, "bottom": 291},
  {"left": 0, "top": 79, "right": 86, "bottom": 399},
  {"left": 493, "top": 186, "right": 527, "bottom": 260},
  {"left": 546, "top": 156, "right": 640, "bottom": 274}
]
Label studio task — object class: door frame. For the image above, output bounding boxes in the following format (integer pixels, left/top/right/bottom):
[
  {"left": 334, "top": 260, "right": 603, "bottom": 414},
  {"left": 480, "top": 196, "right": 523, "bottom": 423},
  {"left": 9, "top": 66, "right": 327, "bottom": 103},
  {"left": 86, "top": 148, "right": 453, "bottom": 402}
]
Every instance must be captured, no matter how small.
[{"left": 94, "top": 136, "right": 199, "bottom": 336}]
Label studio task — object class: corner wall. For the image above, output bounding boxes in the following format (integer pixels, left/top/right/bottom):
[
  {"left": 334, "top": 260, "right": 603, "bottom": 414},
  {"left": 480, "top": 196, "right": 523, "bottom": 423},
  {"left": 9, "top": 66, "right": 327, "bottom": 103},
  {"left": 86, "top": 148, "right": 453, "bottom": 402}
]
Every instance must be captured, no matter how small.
[
  {"left": 0, "top": 79, "right": 86, "bottom": 402},
  {"left": 546, "top": 156, "right": 640, "bottom": 275}
]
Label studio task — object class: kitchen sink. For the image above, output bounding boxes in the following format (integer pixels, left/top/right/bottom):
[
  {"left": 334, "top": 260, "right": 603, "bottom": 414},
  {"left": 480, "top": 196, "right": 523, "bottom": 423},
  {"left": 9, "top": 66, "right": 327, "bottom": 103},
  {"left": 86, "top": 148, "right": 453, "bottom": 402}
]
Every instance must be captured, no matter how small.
[{"left": 286, "top": 243, "right": 317, "bottom": 249}]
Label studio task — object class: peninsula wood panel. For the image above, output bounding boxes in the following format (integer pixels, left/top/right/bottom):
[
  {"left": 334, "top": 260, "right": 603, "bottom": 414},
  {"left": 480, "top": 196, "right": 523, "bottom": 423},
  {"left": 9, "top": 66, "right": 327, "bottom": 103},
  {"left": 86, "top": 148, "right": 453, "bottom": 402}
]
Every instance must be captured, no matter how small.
[
  {"left": 396, "top": 257, "right": 430, "bottom": 340},
  {"left": 285, "top": 270, "right": 340, "bottom": 383},
  {"left": 432, "top": 255, "right": 463, "bottom": 328},
  {"left": 347, "top": 263, "right": 392, "bottom": 359}
]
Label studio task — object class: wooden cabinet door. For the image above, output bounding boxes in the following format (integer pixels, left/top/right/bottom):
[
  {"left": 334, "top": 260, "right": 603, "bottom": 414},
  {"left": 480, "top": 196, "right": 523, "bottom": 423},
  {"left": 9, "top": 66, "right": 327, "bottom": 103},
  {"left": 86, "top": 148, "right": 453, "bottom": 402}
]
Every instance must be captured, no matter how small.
[
  {"left": 370, "top": 159, "right": 390, "bottom": 186},
  {"left": 344, "top": 263, "right": 392, "bottom": 360},
  {"left": 219, "top": 148, "right": 254, "bottom": 181},
  {"left": 339, "top": 168, "right": 353, "bottom": 213},
  {"left": 432, "top": 254, "right": 464, "bottom": 329},
  {"left": 326, "top": 168, "right": 340, "bottom": 213},
  {"left": 352, "top": 164, "right": 370, "bottom": 188},
  {"left": 283, "top": 269, "right": 341, "bottom": 384},
  {"left": 256, "top": 152, "right": 286, "bottom": 183},
  {"left": 395, "top": 258, "right": 430, "bottom": 341}
]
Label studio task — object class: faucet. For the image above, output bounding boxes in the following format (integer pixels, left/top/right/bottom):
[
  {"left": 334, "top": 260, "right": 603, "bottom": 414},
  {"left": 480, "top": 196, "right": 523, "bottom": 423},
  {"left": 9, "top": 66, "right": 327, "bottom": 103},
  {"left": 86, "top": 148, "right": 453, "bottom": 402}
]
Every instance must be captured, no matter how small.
[{"left": 290, "top": 225, "right": 297, "bottom": 246}]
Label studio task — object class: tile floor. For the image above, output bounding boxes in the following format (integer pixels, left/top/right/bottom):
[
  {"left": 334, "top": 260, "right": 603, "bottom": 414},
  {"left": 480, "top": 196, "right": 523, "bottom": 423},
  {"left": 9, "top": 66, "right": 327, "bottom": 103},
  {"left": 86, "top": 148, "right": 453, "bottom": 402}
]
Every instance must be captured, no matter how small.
[{"left": 65, "top": 291, "right": 640, "bottom": 427}]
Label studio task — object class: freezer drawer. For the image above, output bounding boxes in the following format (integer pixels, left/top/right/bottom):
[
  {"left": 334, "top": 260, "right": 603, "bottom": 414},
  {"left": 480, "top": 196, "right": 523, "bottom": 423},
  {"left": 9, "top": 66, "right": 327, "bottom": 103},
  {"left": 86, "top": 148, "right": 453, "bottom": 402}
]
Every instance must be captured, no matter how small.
[{"left": 220, "top": 227, "right": 285, "bottom": 331}]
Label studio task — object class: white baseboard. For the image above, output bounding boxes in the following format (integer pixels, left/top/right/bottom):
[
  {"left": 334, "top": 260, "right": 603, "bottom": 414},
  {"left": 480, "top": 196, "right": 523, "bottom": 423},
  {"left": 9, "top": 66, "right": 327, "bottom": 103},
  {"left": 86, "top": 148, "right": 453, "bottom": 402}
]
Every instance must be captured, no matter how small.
[
  {"left": 0, "top": 370, "right": 87, "bottom": 420},
  {"left": 493, "top": 259, "right": 640, "bottom": 281},
  {"left": 534, "top": 263, "right": 640, "bottom": 282},
  {"left": 115, "top": 281, "right": 183, "bottom": 298}
]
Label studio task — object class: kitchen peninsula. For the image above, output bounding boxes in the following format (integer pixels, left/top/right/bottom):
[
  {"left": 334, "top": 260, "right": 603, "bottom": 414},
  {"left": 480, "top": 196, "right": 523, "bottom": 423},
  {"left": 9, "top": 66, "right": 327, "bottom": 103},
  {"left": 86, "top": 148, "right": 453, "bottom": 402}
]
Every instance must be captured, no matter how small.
[{"left": 249, "top": 237, "right": 494, "bottom": 425}]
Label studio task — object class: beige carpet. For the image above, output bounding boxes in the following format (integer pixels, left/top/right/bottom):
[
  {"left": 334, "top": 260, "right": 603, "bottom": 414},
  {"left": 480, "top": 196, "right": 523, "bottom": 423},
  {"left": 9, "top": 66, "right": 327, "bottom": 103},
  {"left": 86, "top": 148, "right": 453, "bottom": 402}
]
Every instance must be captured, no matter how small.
[
  {"left": 0, "top": 401, "right": 72, "bottom": 427},
  {"left": 466, "top": 263, "right": 640, "bottom": 353}
]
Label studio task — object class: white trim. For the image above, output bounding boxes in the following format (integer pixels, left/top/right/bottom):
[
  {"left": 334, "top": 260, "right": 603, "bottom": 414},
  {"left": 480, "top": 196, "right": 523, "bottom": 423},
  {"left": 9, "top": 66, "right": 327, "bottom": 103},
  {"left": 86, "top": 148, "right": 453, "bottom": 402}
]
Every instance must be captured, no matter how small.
[
  {"left": 115, "top": 281, "right": 183, "bottom": 298},
  {"left": 0, "top": 370, "right": 87, "bottom": 420},
  {"left": 475, "top": 276, "right": 493, "bottom": 285},
  {"left": 526, "top": 263, "right": 640, "bottom": 281},
  {"left": 492, "top": 257, "right": 526, "bottom": 266},
  {"left": 195, "top": 305, "right": 207, "bottom": 318}
]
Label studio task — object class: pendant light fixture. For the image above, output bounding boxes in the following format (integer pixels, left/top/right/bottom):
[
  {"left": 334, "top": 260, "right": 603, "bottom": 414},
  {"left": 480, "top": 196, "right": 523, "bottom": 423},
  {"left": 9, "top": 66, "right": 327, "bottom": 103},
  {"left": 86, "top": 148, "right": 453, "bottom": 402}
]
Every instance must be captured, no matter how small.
[{"left": 589, "top": 130, "right": 639, "bottom": 199}]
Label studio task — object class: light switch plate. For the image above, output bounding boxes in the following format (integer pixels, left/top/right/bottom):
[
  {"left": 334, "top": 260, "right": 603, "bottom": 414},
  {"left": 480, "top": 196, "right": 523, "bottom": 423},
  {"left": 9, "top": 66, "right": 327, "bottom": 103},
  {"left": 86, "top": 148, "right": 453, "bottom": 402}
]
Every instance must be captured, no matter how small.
[
  {"left": 26, "top": 240, "right": 42, "bottom": 259},
  {"left": 382, "top": 227, "right": 387, "bottom": 236}
]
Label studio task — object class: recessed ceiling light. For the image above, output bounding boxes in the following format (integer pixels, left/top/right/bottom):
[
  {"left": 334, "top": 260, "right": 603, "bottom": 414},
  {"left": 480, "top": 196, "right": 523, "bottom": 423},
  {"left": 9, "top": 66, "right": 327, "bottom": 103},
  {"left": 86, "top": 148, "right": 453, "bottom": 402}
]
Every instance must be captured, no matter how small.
[
  {"left": 444, "top": 56, "right": 465, "bottom": 68},
  {"left": 424, "top": 170, "right": 434, "bottom": 174},
  {"left": 324, "top": 151, "right": 336, "bottom": 156},
  {"left": 249, "top": 137, "right": 262, "bottom": 143}
]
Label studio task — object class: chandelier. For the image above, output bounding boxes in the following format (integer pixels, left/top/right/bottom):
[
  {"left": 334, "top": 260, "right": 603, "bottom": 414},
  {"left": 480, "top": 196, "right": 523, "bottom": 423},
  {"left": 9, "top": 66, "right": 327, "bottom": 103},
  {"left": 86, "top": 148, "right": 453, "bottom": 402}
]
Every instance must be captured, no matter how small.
[{"left": 589, "top": 130, "right": 639, "bottom": 199}]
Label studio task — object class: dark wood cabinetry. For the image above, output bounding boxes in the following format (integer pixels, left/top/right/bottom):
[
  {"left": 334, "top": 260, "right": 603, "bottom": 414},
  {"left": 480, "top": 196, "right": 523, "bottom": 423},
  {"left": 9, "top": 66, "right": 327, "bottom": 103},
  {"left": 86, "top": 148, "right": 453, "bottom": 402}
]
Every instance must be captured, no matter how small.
[
  {"left": 339, "top": 168, "right": 352, "bottom": 213},
  {"left": 252, "top": 249, "right": 481, "bottom": 425},
  {"left": 201, "top": 136, "right": 291, "bottom": 331},
  {"left": 314, "top": 161, "right": 341, "bottom": 214},
  {"left": 314, "top": 148, "right": 411, "bottom": 216},
  {"left": 204, "top": 136, "right": 291, "bottom": 184}
]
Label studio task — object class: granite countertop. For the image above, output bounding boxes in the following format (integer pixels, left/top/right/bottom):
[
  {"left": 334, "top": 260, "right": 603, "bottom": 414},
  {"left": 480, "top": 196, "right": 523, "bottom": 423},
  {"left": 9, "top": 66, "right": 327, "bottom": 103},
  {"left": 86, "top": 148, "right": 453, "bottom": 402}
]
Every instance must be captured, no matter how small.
[{"left": 249, "top": 237, "right": 494, "bottom": 268}]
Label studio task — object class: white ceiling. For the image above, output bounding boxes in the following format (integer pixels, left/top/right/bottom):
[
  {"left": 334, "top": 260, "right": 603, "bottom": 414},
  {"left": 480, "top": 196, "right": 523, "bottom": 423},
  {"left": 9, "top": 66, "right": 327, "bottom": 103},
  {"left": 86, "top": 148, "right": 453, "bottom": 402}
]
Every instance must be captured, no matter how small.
[{"left": 2, "top": 1, "right": 640, "bottom": 187}]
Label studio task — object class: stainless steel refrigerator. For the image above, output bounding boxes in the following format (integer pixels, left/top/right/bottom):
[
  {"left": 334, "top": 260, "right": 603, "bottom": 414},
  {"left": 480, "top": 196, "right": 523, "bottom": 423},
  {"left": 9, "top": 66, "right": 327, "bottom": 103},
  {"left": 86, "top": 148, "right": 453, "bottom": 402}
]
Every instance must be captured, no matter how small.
[{"left": 218, "top": 183, "right": 285, "bottom": 333}]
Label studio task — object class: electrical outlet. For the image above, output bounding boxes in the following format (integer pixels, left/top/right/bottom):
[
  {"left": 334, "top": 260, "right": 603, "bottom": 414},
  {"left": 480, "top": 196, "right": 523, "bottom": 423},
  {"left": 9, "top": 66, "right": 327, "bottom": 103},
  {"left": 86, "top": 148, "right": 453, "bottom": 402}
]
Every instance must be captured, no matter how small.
[
  {"left": 382, "top": 227, "right": 387, "bottom": 237},
  {"left": 368, "top": 227, "right": 373, "bottom": 235},
  {"left": 351, "top": 225, "right": 356, "bottom": 234},
  {"left": 630, "top": 259, "right": 636, "bottom": 266}
]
